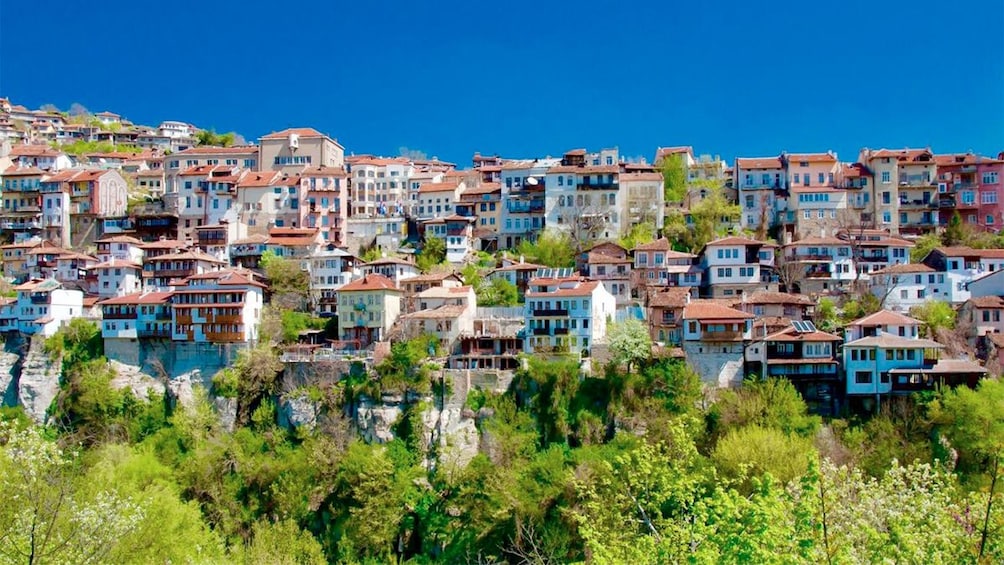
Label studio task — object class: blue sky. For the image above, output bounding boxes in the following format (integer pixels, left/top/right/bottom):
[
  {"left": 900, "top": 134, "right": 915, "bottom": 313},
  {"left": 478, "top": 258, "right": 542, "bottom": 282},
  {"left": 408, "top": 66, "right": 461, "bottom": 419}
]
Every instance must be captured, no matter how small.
[{"left": 2, "top": 0, "right": 1002, "bottom": 165}]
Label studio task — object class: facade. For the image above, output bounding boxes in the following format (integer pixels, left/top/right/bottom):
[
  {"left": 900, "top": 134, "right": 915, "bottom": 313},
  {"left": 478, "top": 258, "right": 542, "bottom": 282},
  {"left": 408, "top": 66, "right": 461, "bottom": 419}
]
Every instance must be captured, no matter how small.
[
  {"left": 646, "top": 286, "right": 693, "bottom": 345},
  {"left": 99, "top": 291, "right": 174, "bottom": 341},
  {"left": 143, "top": 249, "right": 224, "bottom": 290},
  {"left": 399, "top": 286, "right": 476, "bottom": 349},
  {"left": 632, "top": 238, "right": 699, "bottom": 292},
  {"left": 422, "top": 214, "right": 476, "bottom": 264},
  {"left": 164, "top": 146, "right": 258, "bottom": 194},
  {"left": 960, "top": 296, "right": 1004, "bottom": 345},
  {"left": 171, "top": 269, "right": 265, "bottom": 344},
  {"left": 934, "top": 153, "right": 1004, "bottom": 230},
  {"left": 746, "top": 322, "right": 843, "bottom": 415},
  {"left": 500, "top": 158, "right": 556, "bottom": 249},
  {"left": 921, "top": 247, "right": 1004, "bottom": 304},
  {"left": 581, "top": 242, "right": 633, "bottom": 309},
  {"left": 300, "top": 166, "right": 349, "bottom": 246},
  {"left": 523, "top": 275, "right": 616, "bottom": 359},
  {"left": 345, "top": 155, "right": 411, "bottom": 217},
  {"left": 545, "top": 161, "right": 623, "bottom": 243},
  {"left": 781, "top": 236, "right": 856, "bottom": 294},
  {"left": 456, "top": 183, "right": 502, "bottom": 249},
  {"left": 359, "top": 256, "right": 419, "bottom": 283},
  {"left": 619, "top": 172, "right": 665, "bottom": 230},
  {"left": 680, "top": 301, "right": 753, "bottom": 387},
  {"left": 259, "top": 128, "right": 344, "bottom": 174},
  {"left": 90, "top": 258, "right": 143, "bottom": 298},
  {"left": 857, "top": 148, "right": 937, "bottom": 234},
  {"left": 870, "top": 264, "right": 949, "bottom": 311},
  {"left": 399, "top": 273, "right": 463, "bottom": 313},
  {"left": 700, "top": 237, "right": 777, "bottom": 298},
  {"left": 736, "top": 156, "right": 786, "bottom": 232},
  {"left": 308, "top": 246, "right": 357, "bottom": 316},
  {"left": 1, "top": 166, "right": 45, "bottom": 240},
  {"left": 13, "top": 278, "right": 84, "bottom": 336},
  {"left": 416, "top": 182, "right": 461, "bottom": 220},
  {"left": 335, "top": 273, "right": 402, "bottom": 347}
]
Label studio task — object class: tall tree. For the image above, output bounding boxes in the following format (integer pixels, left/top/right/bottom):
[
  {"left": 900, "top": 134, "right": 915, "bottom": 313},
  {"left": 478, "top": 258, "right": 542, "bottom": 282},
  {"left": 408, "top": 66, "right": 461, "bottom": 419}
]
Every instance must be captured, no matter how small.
[
  {"left": 661, "top": 154, "right": 687, "bottom": 204},
  {"left": 607, "top": 318, "right": 652, "bottom": 375}
]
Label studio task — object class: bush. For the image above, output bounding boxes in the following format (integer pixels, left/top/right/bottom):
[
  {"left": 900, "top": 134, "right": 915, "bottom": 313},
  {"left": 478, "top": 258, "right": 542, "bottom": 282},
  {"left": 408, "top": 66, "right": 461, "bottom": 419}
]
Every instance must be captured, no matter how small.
[{"left": 711, "top": 425, "right": 814, "bottom": 492}]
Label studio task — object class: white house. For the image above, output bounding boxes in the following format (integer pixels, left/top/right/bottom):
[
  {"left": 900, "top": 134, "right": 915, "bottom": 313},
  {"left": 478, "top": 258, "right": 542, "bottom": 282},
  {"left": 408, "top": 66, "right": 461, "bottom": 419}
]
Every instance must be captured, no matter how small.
[
  {"left": 524, "top": 275, "right": 616, "bottom": 359},
  {"left": 736, "top": 156, "right": 786, "bottom": 231},
  {"left": 171, "top": 269, "right": 264, "bottom": 344},
  {"left": 700, "top": 236, "right": 777, "bottom": 298},
  {"left": 359, "top": 257, "right": 419, "bottom": 283},
  {"left": 870, "top": 264, "right": 951, "bottom": 312},
  {"left": 680, "top": 301, "right": 754, "bottom": 388},
  {"left": 782, "top": 236, "right": 856, "bottom": 294},
  {"left": 13, "top": 278, "right": 84, "bottom": 336},
  {"left": 99, "top": 291, "right": 174, "bottom": 341},
  {"left": 308, "top": 246, "right": 358, "bottom": 316},
  {"left": 921, "top": 247, "right": 1004, "bottom": 304}
]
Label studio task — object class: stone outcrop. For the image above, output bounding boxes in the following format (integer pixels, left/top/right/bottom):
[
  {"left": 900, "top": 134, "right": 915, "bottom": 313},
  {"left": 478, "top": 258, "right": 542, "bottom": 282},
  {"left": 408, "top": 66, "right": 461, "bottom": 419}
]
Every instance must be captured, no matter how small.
[
  {"left": 0, "top": 339, "right": 23, "bottom": 407},
  {"left": 279, "top": 393, "right": 320, "bottom": 429},
  {"left": 18, "top": 337, "right": 62, "bottom": 424},
  {"left": 355, "top": 392, "right": 407, "bottom": 444},
  {"left": 108, "top": 360, "right": 166, "bottom": 400}
]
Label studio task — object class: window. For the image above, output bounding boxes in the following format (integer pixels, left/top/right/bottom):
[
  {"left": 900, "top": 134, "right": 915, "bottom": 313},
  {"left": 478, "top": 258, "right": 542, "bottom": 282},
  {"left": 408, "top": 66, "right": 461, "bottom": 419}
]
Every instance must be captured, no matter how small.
[
  {"left": 961, "top": 191, "right": 975, "bottom": 204},
  {"left": 803, "top": 210, "right": 811, "bottom": 219},
  {"left": 793, "top": 173, "right": 800, "bottom": 184},
  {"left": 882, "top": 211, "right": 891, "bottom": 224},
  {"left": 855, "top": 371, "right": 872, "bottom": 384},
  {"left": 981, "top": 191, "right": 998, "bottom": 204},
  {"left": 881, "top": 171, "right": 891, "bottom": 183},
  {"left": 982, "top": 171, "right": 999, "bottom": 184},
  {"left": 882, "top": 191, "right": 891, "bottom": 204},
  {"left": 818, "top": 172, "right": 825, "bottom": 184}
]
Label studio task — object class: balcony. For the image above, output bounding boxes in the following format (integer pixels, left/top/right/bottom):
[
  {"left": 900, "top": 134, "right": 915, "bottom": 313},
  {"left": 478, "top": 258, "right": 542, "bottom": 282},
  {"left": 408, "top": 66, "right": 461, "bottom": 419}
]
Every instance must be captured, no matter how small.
[
  {"left": 576, "top": 182, "right": 618, "bottom": 191},
  {"left": 29, "top": 293, "right": 50, "bottom": 304},
  {"left": 103, "top": 310, "right": 137, "bottom": 320},
  {"left": 898, "top": 175, "right": 933, "bottom": 187},
  {"left": 138, "top": 328, "right": 171, "bottom": 338},
  {"left": 0, "top": 219, "right": 42, "bottom": 230},
  {"left": 553, "top": 327, "right": 570, "bottom": 335},
  {"left": 937, "top": 198, "right": 956, "bottom": 208},
  {"left": 532, "top": 327, "right": 550, "bottom": 336},
  {"left": 898, "top": 199, "right": 931, "bottom": 209},
  {"left": 805, "top": 269, "right": 833, "bottom": 279},
  {"left": 858, "top": 254, "right": 889, "bottom": 263},
  {"left": 204, "top": 331, "right": 245, "bottom": 343},
  {"left": 700, "top": 330, "right": 745, "bottom": 341},
  {"left": 148, "top": 268, "right": 193, "bottom": 278},
  {"left": 210, "top": 314, "right": 242, "bottom": 324},
  {"left": 533, "top": 308, "right": 569, "bottom": 317}
]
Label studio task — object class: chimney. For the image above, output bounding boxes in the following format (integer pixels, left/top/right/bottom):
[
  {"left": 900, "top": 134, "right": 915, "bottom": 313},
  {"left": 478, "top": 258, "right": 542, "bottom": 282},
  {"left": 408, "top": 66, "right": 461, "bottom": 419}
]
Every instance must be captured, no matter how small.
[{"left": 519, "top": 255, "right": 524, "bottom": 264}]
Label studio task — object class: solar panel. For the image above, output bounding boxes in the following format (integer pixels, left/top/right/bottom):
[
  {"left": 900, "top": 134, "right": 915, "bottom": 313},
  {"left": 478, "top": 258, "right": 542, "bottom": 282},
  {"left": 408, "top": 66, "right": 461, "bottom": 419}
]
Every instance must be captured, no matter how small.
[{"left": 791, "top": 320, "right": 817, "bottom": 333}]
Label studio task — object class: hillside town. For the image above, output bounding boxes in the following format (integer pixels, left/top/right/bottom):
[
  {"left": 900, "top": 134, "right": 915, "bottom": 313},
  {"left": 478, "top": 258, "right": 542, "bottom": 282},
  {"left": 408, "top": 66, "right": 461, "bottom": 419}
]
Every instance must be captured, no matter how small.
[{"left": 1, "top": 97, "right": 1002, "bottom": 417}]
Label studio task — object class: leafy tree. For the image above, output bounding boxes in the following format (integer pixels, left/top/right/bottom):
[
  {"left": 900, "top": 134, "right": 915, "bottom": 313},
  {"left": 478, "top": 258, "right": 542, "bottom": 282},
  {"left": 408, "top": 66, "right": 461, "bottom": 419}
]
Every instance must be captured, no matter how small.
[
  {"left": 619, "top": 221, "right": 656, "bottom": 251},
  {"left": 416, "top": 235, "right": 446, "bottom": 272},
  {"left": 660, "top": 154, "right": 687, "bottom": 204},
  {"left": 514, "top": 229, "right": 576, "bottom": 268},
  {"left": 239, "top": 519, "right": 325, "bottom": 565},
  {"left": 910, "top": 299, "right": 956, "bottom": 337},
  {"left": 931, "top": 380, "right": 1004, "bottom": 560},
  {"left": 663, "top": 182, "right": 740, "bottom": 253},
  {"left": 709, "top": 378, "right": 821, "bottom": 440},
  {"left": 840, "top": 291, "right": 881, "bottom": 324},
  {"left": 260, "top": 250, "right": 310, "bottom": 310},
  {"left": 815, "top": 297, "right": 838, "bottom": 332},
  {"left": 477, "top": 276, "right": 519, "bottom": 307},
  {"left": 196, "top": 129, "right": 238, "bottom": 147},
  {"left": 911, "top": 232, "right": 941, "bottom": 263},
  {"left": 943, "top": 210, "right": 967, "bottom": 246},
  {"left": 606, "top": 318, "right": 652, "bottom": 374},
  {"left": 711, "top": 425, "right": 815, "bottom": 492}
]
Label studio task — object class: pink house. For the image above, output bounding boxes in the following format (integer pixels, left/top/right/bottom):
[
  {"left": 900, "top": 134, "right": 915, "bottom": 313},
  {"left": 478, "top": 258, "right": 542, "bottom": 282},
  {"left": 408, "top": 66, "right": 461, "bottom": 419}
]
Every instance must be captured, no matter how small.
[
  {"left": 299, "top": 166, "right": 349, "bottom": 247},
  {"left": 935, "top": 153, "right": 1004, "bottom": 231}
]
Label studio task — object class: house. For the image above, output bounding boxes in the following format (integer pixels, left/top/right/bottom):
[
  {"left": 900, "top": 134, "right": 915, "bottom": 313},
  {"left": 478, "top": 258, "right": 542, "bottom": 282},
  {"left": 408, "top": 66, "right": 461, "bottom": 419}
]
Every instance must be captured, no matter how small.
[
  {"left": 745, "top": 321, "right": 843, "bottom": 415},
  {"left": 96, "top": 234, "right": 145, "bottom": 263},
  {"left": 699, "top": 236, "right": 777, "bottom": 298},
  {"left": 450, "top": 305, "right": 525, "bottom": 370},
  {"left": 359, "top": 256, "right": 419, "bottom": 283},
  {"left": 646, "top": 286, "right": 693, "bottom": 346},
  {"left": 619, "top": 172, "right": 665, "bottom": 230},
  {"left": 259, "top": 127, "right": 345, "bottom": 174},
  {"left": 959, "top": 296, "right": 1004, "bottom": 345},
  {"left": 733, "top": 290, "right": 814, "bottom": 324},
  {"left": 143, "top": 249, "right": 224, "bottom": 290},
  {"left": 416, "top": 181, "right": 461, "bottom": 220},
  {"left": 631, "top": 238, "right": 699, "bottom": 291},
  {"left": 308, "top": 246, "right": 358, "bottom": 316},
  {"left": 546, "top": 157, "right": 624, "bottom": 243},
  {"left": 456, "top": 182, "right": 502, "bottom": 250},
  {"left": 736, "top": 156, "right": 786, "bottom": 232},
  {"left": 228, "top": 234, "right": 269, "bottom": 269},
  {"left": 969, "top": 269, "right": 1004, "bottom": 299},
  {"left": 99, "top": 291, "right": 174, "bottom": 343},
  {"left": 580, "top": 242, "right": 633, "bottom": 309},
  {"left": 164, "top": 146, "right": 258, "bottom": 193},
  {"left": 175, "top": 165, "right": 245, "bottom": 241},
  {"left": 24, "top": 242, "right": 69, "bottom": 280},
  {"left": 300, "top": 166, "right": 349, "bottom": 246},
  {"left": 857, "top": 148, "right": 936, "bottom": 234},
  {"left": 921, "top": 247, "right": 1004, "bottom": 304},
  {"left": 54, "top": 251, "right": 97, "bottom": 283},
  {"left": 12, "top": 278, "right": 84, "bottom": 336},
  {"left": 869, "top": 264, "right": 949, "bottom": 312},
  {"left": 194, "top": 223, "right": 237, "bottom": 263},
  {"left": 171, "top": 269, "right": 265, "bottom": 344},
  {"left": 1, "top": 240, "right": 44, "bottom": 281},
  {"left": 399, "top": 272, "right": 464, "bottom": 313},
  {"left": 934, "top": 152, "right": 1004, "bottom": 230},
  {"left": 234, "top": 170, "right": 300, "bottom": 237},
  {"left": 788, "top": 186, "right": 847, "bottom": 239},
  {"left": 345, "top": 155, "right": 412, "bottom": 217},
  {"left": 846, "top": 309, "right": 922, "bottom": 340},
  {"left": 837, "top": 229, "right": 913, "bottom": 279},
  {"left": 264, "top": 227, "right": 323, "bottom": 266},
  {"left": 500, "top": 158, "right": 556, "bottom": 248},
  {"left": 335, "top": 273, "right": 402, "bottom": 348},
  {"left": 781, "top": 236, "right": 857, "bottom": 294},
  {"left": 7, "top": 144, "right": 72, "bottom": 171},
  {"left": 422, "top": 214, "right": 476, "bottom": 264},
  {"left": 398, "top": 286, "right": 476, "bottom": 350},
  {"left": 523, "top": 274, "right": 616, "bottom": 359},
  {"left": 88, "top": 258, "right": 142, "bottom": 297},
  {"left": 1, "top": 166, "right": 45, "bottom": 240},
  {"left": 131, "top": 200, "right": 179, "bottom": 242},
  {"left": 680, "top": 301, "right": 753, "bottom": 387},
  {"left": 489, "top": 259, "right": 546, "bottom": 298}
]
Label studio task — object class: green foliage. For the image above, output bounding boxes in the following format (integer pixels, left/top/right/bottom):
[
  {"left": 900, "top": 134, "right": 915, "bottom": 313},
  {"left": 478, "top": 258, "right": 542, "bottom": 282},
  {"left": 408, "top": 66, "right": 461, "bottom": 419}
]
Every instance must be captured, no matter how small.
[
  {"left": 711, "top": 425, "right": 815, "bottom": 492},
  {"left": 840, "top": 292, "right": 882, "bottom": 323},
  {"left": 196, "top": 129, "right": 237, "bottom": 147},
  {"left": 45, "top": 318, "right": 103, "bottom": 372},
  {"left": 279, "top": 311, "right": 326, "bottom": 343},
  {"left": 911, "top": 232, "right": 942, "bottom": 262},
  {"left": 944, "top": 210, "right": 967, "bottom": 246},
  {"left": 514, "top": 229, "right": 576, "bottom": 268},
  {"left": 662, "top": 182, "right": 740, "bottom": 252},
  {"left": 372, "top": 333, "right": 442, "bottom": 395},
  {"left": 239, "top": 519, "right": 326, "bottom": 565},
  {"left": 619, "top": 221, "right": 656, "bottom": 250},
  {"left": 475, "top": 276, "right": 519, "bottom": 306},
  {"left": 709, "top": 378, "right": 821, "bottom": 440},
  {"left": 606, "top": 318, "right": 652, "bottom": 374},
  {"left": 57, "top": 139, "right": 143, "bottom": 156},
  {"left": 260, "top": 250, "right": 310, "bottom": 309},
  {"left": 839, "top": 398, "right": 935, "bottom": 477},
  {"left": 660, "top": 154, "right": 687, "bottom": 204},
  {"left": 416, "top": 234, "right": 446, "bottom": 272},
  {"left": 910, "top": 299, "right": 957, "bottom": 337},
  {"left": 815, "top": 297, "right": 838, "bottom": 332}
]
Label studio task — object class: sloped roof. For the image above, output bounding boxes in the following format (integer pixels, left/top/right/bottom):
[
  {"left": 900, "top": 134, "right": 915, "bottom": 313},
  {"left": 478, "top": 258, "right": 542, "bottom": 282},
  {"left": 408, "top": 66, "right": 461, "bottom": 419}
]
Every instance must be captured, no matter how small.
[
  {"left": 98, "top": 291, "right": 174, "bottom": 305},
  {"left": 338, "top": 273, "right": 399, "bottom": 292},
  {"left": 844, "top": 334, "right": 942, "bottom": 348},
  {"left": 682, "top": 302, "right": 753, "bottom": 320},
  {"left": 848, "top": 309, "right": 922, "bottom": 326}
]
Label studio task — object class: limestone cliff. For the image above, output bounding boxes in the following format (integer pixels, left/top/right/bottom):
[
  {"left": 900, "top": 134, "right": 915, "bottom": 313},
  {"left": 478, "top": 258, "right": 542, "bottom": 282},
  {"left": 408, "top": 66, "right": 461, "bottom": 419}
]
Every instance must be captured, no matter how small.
[{"left": 18, "top": 336, "right": 62, "bottom": 424}]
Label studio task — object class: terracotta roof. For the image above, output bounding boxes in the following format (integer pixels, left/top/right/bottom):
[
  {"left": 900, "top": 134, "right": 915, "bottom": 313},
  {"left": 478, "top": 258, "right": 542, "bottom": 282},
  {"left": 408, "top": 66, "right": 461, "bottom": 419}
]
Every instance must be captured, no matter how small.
[
  {"left": 738, "top": 291, "right": 813, "bottom": 306},
  {"left": 99, "top": 291, "right": 174, "bottom": 305},
  {"left": 345, "top": 155, "right": 409, "bottom": 166},
  {"left": 422, "top": 214, "right": 475, "bottom": 224},
  {"left": 785, "top": 152, "right": 838, "bottom": 163},
  {"left": 526, "top": 280, "right": 600, "bottom": 298},
  {"left": 736, "top": 157, "right": 783, "bottom": 169},
  {"left": 179, "top": 165, "right": 221, "bottom": 177},
  {"left": 844, "top": 334, "right": 943, "bottom": 348},
  {"left": 26, "top": 245, "right": 69, "bottom": 256},
  {"left": 872, "top": 263, "right": 935, "bottom": 275},
  {"left": 2, "top": 166, "right": 46, "bottom": 176},
  {"left": 934, "top": 153, "right": 1003, "bottom": 167},
  {"left": 848, "top": 310, "right": 921, "bottom": 326},
  {"left": 139, "top": 239, "right": 188, "bottom": 250},
  {"left": 682, "top": 302, "right": 753, "bottom": 320},
  {"left": 268, "top": 236, "right": 317, "bottom": 247},
  {"left": 988, "top": 334, "right": 1004, "bottom": 348},
  {"left": 260, "top": 127, "right": 327, "bottom": 140},
  {"left": 648, "top": 287, "right": 692, "bottom": 308},
  {"left": 14, "top": 279, "right": 60, "bottom": 292},
  {"left": 587, "top": 251, "right": 631, "bottom": 264},
  {"left": 492, "top": 261, "right": 545, "bottom": 272},
  {"left": 338, "top": 273, "right": 399, "bottom": 292},
  {"left": 632, "top": 238, "right": 672, "bottom": 252},
  {"left": 151, "top": 250, "right": 224, "bottom": 263},
  {"left": 418, "top": 182, "right": 459, "bottom": 194},
  {"left": 841, "top": 162, "right": 872, "bottom": 177},
  {"left": 786, "top": 236, "right": 849, "bottom": 247},
  {"left": 363, "top": 257, "right": 415, "bottom": 267},
  {"left": 969, "top": 296, "right": 1004, "bottom": 309},
  {"left": 934, "top": 247, "right": 1004, "bottom": 259},
  {"left": 56, "top": 251, "right": 96, "bottom": 261},
  {"left": 231, "top": 234, "right": 270, "bottom": 245},
  {"left": 460, "top": 183, "right": 502, "bottom": 196},
  {"left": 547, "top": 164, "right": 620, "bottom": 174},
  {"left": 96, "top": 234, "right": 142, "bottom": 245},
  {"left": 301, "top": 165, "right": 348, "bottom": 177},
  {"left": 868, "top": 148, "right": 933, "bottom": 162},
  {"left": 619, "top": 172, "right": 663, "bottom": 182},
  {"left": 9, "top": 144, "right": 62, "bottom": 157},
  {"left": 400, "top": 272, "right": 462, "bottom": 284},
  {"left": 90, "top": 258, "right": 142, "bottom": 270},
  {"left": 655, "top": 146, "right": 694, "bottom": 161},
  {"left": 182, "top": 269, "right": 264, "bottom": 287},
  {"left": 705, "top": 236, "right": 771, "bottom": 247},
  {"left": 416, "top": 285, "right": 473, "bottom": 298}
]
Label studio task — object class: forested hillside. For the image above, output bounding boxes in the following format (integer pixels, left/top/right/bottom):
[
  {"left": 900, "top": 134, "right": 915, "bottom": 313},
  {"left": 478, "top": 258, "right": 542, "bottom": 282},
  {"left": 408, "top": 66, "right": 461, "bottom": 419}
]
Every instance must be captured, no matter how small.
[{"left": 0, "top": 320, "right": 1001, "bottom": 564}]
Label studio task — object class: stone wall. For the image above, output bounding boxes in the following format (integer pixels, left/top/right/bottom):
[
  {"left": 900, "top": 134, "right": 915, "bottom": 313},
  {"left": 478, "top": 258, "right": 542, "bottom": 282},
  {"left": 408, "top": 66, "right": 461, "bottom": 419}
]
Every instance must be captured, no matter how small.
[
  {"left": 682, "top": 342, "right": 746, "bottom": 388},
  {"left": 0, "top": 337, "right": 25, "bottom": 408},
  {"left": 18, "top": 336, "right": 63, "bottom": 423},
  {"left": 104, "top": 338, "right": 248, "bottom": 380}
]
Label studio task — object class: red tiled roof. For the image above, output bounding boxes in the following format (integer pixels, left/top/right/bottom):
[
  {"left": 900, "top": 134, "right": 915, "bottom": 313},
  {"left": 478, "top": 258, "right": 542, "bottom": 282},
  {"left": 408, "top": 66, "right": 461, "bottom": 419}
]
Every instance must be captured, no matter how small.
[
  {"left": 736, "top": 157, "right": 783, "bottom": 169},
  {"left": 786, "top": 152, "right": 838, "bottom": 163},
  {"left": 2, "top": 166, "right": 46, "bottom": 176},
  {"left": 338, "top": 273, "right": 399, "bottom": 292},
  {"left": 139, "top": 239, "right": 188, "bottom": 250},
  {"left": 10, "top": 144, "right": 62, "bottom": 157},
  {"left": 762, "top": 327, "right": 842, "bottom": 342},
  {"left": 706, "top": 236, "right": 772, "bottom": 247},
  {"left": 619, "top": 172, "right": 663, "bottom": 182},
  {"left": 871, "top": 263, "right": 935, "bottom": 275},
  {"left": 173, "top": 146, "right": 258, "bottom": 155},
  {"left": 301, "top": 165, "right": 348, "bottom": 177},
  {"left": 869, "top": 148, "right": 933, "bottom": 161},
  {"left": 418, "top": 182, "right": 459, "bottom": 194},
  {"left": 96, "top": 234, "right": 142, "bottom": 245},
  {"left": 89, "top": 258, "right": 142, "bottom": 270},
  {"left": 841, "top": 162, "right": 872, "bottom": 177},
  {"left": 648, "top": 287, "right": 692, "bottom": 308},
  {"left": 736, "top": 291, "right": 813, "bottom": 306},
  {"left": 260, "top": 127, "right": 327, "bottom": 140},
  {"left": 848, "top": 309, "right": 921, "bottom": 326},
  {"left": 526, "top": 280, "right": 600, "bottom": 298},
  {"left": 682, "top": 302, "right": 754, "bottom": 320},
  {"left": 969, "top": 296, "right": 1004, "bottom": 309},
  {"left": 934, "top": 247, "right": 1004, "bottom": 259},
  {"left": 99, "top": 291, "right": 173, "bottom": 305},
  {"left": 655, "top": 146, "right": 694, "bottom": 161}
]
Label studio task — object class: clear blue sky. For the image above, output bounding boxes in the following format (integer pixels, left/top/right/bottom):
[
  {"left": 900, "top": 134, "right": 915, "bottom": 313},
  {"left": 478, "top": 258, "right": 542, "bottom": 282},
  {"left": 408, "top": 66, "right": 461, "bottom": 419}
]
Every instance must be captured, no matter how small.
[{"left": 2, "top": 0, "right": 1002, "bottom": 165}]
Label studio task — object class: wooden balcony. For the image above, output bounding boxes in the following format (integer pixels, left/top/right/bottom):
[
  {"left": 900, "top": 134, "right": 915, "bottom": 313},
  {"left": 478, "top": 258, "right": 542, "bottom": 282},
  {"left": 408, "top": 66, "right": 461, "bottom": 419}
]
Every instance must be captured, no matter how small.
[{"left": 204, "top": 331, "right": 246, "bottom": 343}]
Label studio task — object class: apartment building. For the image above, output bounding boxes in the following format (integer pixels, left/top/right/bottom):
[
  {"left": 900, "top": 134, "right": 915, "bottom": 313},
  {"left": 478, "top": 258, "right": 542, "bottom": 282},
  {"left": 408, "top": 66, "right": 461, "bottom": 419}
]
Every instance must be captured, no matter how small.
[
  {"left": 619, "top": 172, "right": 665, "bottom": 229},
  {"left": 345, "top": 155, "right": 411, "bottom": 217},
  {"left": 12, "top": 278, "right": 83, "bottom": 336},
  {"left": 781, "top": 236, "right": 856, "bottom": 294},
  {"left": 174, "top": 165, "right": 246, "bottom": 241},
  {"left": 399, "top": 272, "right": 463, "bottom": 313},
  {"left": 869, "top": 264, "right": 949, "bottom": 312},
  {"left": 646, "top": 286, "right": 693, "bottom": 345},
  {"left": 1, "top": 166, "right": 45, "bottom": 240},
  {"left": 631, "top": 238, "right": 700, "bottom": 291},
  {"left": 456, "top": 183, "right": 502, "bottom": 249},
  {"left": 546, "top": 160, "right": 623, "bottom": 242},
  {"left": 99, "top": 291, "right": 174, "bottom": 342},
  {"left": 300, "top": 166, "right": 349, "bottom": 246},
  {"left": 451, "top": 305, "right": 525, "bottom": 371},
  {"left": 523, "top": 272, "right": 616, "bottom": 359},
  {"left": 416, "top": 181, "right": 461, "bottom": 220},
  {"left": 235, "top": 170, "right": 299, "bottom": 237},
  {"left": 838, "top": 229, "right": 913, "bottom": 280},
  {"left": 7, "top": 144, "right": 72, "bottom": 171},
  {"left": 746, "top": 321, "right": 843, "bottom": 414},
  {"left": 143, "top": 249, "right": 224, "bottom": 290},
  {"left": 580, "top": 242, "right": 633, "bottom": 308},
  {"left": 164, "top": 146, "right": 258, "bottom": 193},
  {"left": 259, "top": 127, "right": 344, "bottom": 174},
  {"left": 399, "top": 286, "right": 476, "bottom": 349},
  {"left": 736, "top": 156, "right": 786, "bottom": 232},
  {"left": 500, "top": 158, "right": 556, "bottom": 248},
  {"left": 171, "top": 269, "right": 265, "bottom": 344},
  {"left": 857, "top": 148, "right": 937, "bottom": 234},
  {"left": 680, "top": 301, "right": 753, "bottom": 387},
  {"left": 934, "top": 152, "right": 1004, "bottom": 231}
]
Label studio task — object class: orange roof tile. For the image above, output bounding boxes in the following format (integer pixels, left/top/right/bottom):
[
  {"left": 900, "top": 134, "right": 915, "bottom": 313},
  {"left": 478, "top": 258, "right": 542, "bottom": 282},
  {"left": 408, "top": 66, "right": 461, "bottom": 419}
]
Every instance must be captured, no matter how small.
[
  {"left": 526, "top": 280, "right": 601, "bottom": 298},
  {"left": 682, "top": 302, "right": 754, "bottom": 320},
  {"left": 418, "top": 182, "right": 459, "bottom": 194},
  {"left": 338, "top": 273, "right": 399, "bottom": 292},
  {"left": 736, "top": 157, "right": 783, "bottom": 169},
  {"left": 786, "top": 152, "right": 838, "bottom": 163},
  {"left": 260, "top": 127, "right": 327, "bottom": 140},
  {"left": 98, "top": 291, "right": 173, "bottom": 306},
  {"left": 848, "top": 309, "right": 921, "bottom": 326},
  {"left": 173, "top": 146, "right": 258, "bottom": 155}
]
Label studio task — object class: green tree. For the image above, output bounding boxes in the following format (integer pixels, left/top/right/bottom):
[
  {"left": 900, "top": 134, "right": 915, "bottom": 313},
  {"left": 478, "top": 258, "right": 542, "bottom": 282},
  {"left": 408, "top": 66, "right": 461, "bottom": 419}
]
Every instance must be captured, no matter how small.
[
  {"left": 663, "top": 182, "right": 740, "bottom": 253},
  {"left": 711, "top": 425, "right": 815, "bottom": 493},
  {"left": 515, "top": 229, "right": 576, "bottom": 268},
  {"left": 477, "top": 276, "right": 519, "bottom": 307},
  {"left": 260, "top": 250, "right": 310, "bottom": 310},
  {"left": 606, "top": 318, "right": 652, "bottom": 374},
  {"left": 619, "top": 221, "right": 656, "bottom": 251},
  {"left": 196, "top": 129, "right": 237, "bottom": 147},
  {"left": 661, "top": 154, "right": 687, "bottom": 204},
  {"left": 931, "top": 380, "right": 1004, "bottom": 560},
  {"left": 943, "top": 210, "right": 967, "bottom": 246},
  {"left": 710, "top": 377, "right": 821, "bottom": 440},
  {"left": 909, "top": 299, "right": 956, "bottom": 337},
  {"left": 911, "top": 232, "right": 941, "bottom": 263},
  {"left": 239, "top": 520, "right": 325, "bottom": 565},
  {"left": 815, "top": 297, "right": 838, "bottom": 332},
  {"left": 416, "top": 235, "right": 446, "bottom": 272}
]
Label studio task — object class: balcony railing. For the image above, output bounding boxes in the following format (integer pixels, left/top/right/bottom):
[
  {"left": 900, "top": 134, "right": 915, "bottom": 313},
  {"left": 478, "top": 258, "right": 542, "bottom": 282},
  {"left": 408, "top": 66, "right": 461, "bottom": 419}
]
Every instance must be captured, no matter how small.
[
  {"left": 532, "top": 327, "right": 550, "bottom": 336},
  {"left": 533, "top": 308, "right": 569, "bottom": 317},
  {"left": 138, "top": 328, "right": 171, "bottom": 338},
  {"left": 576, "top": 182, "right": 618, "bottom": 190},
  {"left": 700, "top": 330, "right": 745, "bottom": 341},
  {"left": 553, "top": 327, "right": 569, "bottom": 335}
]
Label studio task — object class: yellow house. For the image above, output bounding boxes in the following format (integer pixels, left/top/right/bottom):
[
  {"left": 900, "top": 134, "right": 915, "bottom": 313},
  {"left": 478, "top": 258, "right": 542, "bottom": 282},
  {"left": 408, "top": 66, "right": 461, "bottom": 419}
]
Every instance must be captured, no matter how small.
[{"left": 336, "top": 273, "right": 401, "bottom": 347}]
